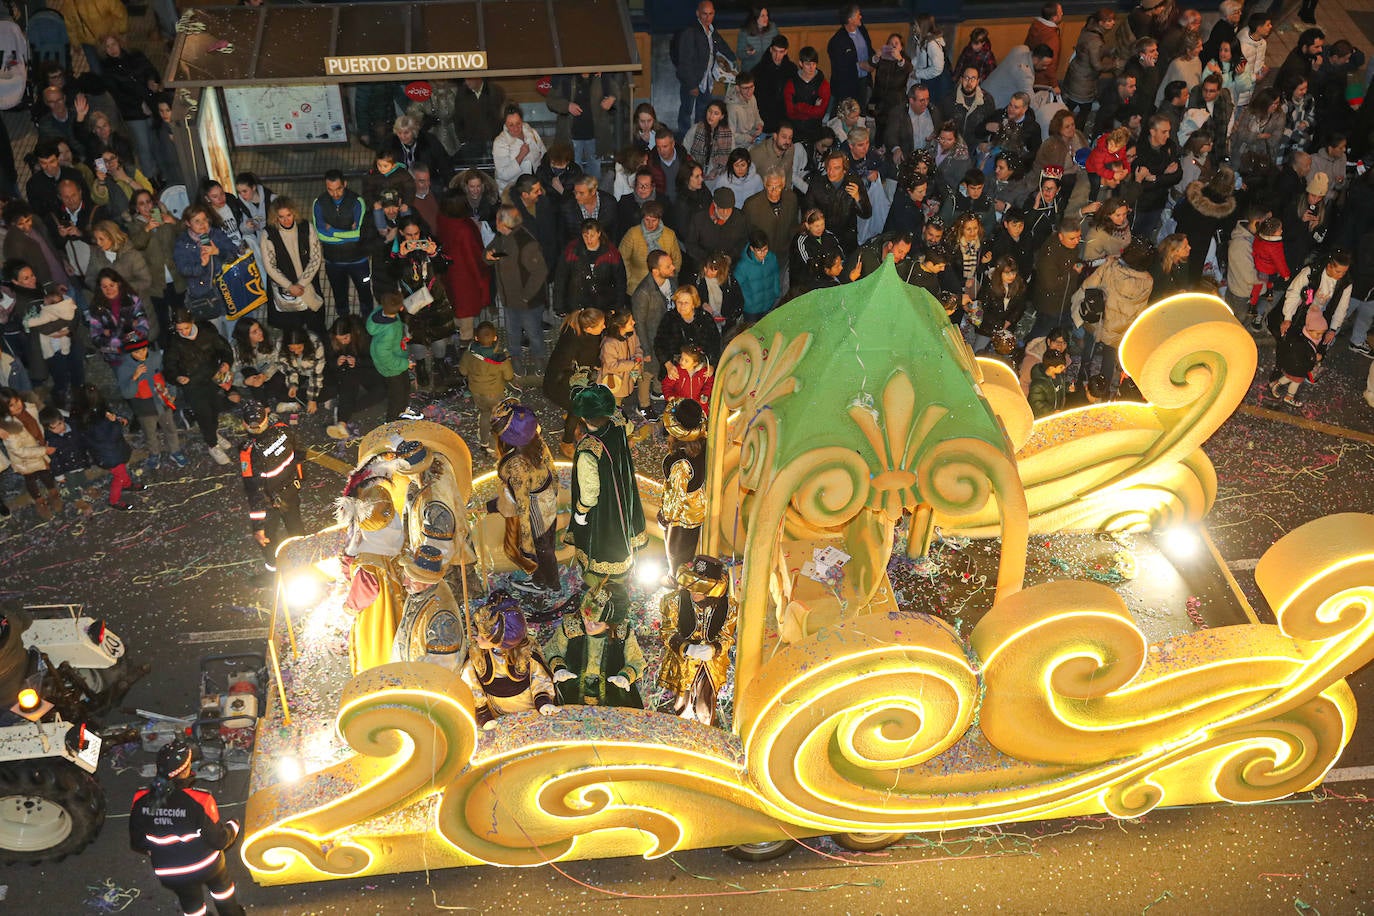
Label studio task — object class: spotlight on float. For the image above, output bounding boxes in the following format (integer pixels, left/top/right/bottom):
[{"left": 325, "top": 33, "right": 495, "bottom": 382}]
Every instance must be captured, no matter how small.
[
  {"left": 283, "top": 573, "right": 323, "bottom": 611},
  {"left": 12, "top": 683, "right": 53, "bottom": 721},
  {"left": 1162, "top": 526, "right": 1202, "bottom": 561},
  {"left": 277, "top": 755, "right": 303, "bottom": 783},
  {"left": 636, "top": 557, "right": 662, "bottom": 587}
]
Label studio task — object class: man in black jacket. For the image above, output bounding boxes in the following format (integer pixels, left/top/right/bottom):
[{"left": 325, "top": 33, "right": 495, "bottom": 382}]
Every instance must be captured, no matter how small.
[
  {"left": 805, "top": 149, "right": 873, "bottom": 254},
  {"left": 1132, "top": 114, "right": 1182, "bottom": 241},
  {"left": 674, "top": 1, "right": 736, "bottom": 137},
  {"left": 752, "top": 36, "right": 797, "bottom": 135},
  {"left": 488, "top": 205, "right": 550, "bottom": 375},
  {"left": 512, "top": 174, "right": 561, "bottom": 280},
  {"left": 685, "top": 188, "right": 750, "bottom": 268},
  {"left": 562, "top": 174, "right": 620, "bottom": 243},
  {"left": 827, "top": 4, "right": 875, "bottom": 116},
  {"left": 452, "top": 77, "right": 507, "bottom": 165},
  {"left": 1027, "top": 219, "right": 1085, "bottom": 341}
]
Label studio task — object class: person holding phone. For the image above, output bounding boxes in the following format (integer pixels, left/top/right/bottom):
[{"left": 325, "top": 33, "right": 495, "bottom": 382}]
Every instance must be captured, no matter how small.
[{"left": 171, "top": 204, "right": 238, "bottom": 337}]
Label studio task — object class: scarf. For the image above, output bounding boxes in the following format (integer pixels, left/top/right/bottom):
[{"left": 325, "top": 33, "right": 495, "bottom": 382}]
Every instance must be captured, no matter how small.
[
  {"left": 690, "top": 122, "right": 734, "bottom": 179},
  {"left": 640, "top": 220, "right": 665, "bottom": 252},
  {"left": 11, "top": 405, "right": 43, "bottom": 445}
]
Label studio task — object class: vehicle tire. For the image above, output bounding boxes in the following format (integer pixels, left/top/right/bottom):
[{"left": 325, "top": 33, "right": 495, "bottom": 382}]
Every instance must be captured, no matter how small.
[
  {"left": 0, "top": 759, "right": 105, "bottom": 864},
  {"left": 723, "top": 839, "right": 797, "bottom": 862},
  {"left": 833, "top": 831, "right": 905, "bottom": 851}
]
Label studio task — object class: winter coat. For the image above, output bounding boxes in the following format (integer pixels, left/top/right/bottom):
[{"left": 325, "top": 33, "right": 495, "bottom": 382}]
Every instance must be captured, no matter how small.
[
  {"left": 488, "top": 226, "right": 549, "bottom": 311},
  {"left": 452, "top": 79, "right": 507, "bottom": 150},
  {"left": 60, "top": 0, "right": 127, "bottom": 45},
  {"left": 618, "top": 224, "right": 683, "bottom": 294},
  {"left": 435, "top": 212, "right": 492, "bottom": 321},
  {"left": 87, "top": 295, "right": 152, "bottom": 365},
  {"left": 1188, "top": 85, "right": 1235, "bottom": 156},
  {"left": 653, "top": 311, "right": 722, "bottom": 379},
  {"left": 77, "top": 414, "right": 131, "bottom": 469},
  {"left": 459, "top": 346, "right": 515, "bottom": 399},
  {"left": 741, "top": 188, "right": 802, "bottom": 260},
  {"left": 46, "top": 425, "right": 90, "bottom": 477},
  {"left": 556, "top": 239, "right": 627, "bottom": 316},
  {"left": 1024, "top": 19, "right": 1061, "bottom": 89},
  {"left": 1131, "top": 138, "right": 1182, "bottom": 213},
  {"left": 1230, "top": 108, "right": 1284, "bottom": 166},
  {"left": 805, "top": 178, "right": 873, "bottom": 254},
  {"left": 1018, "top": 336, "right": 1071, "bottom": 395},
  {"left": 1252, "top": 236, "right": 1291, "bottom": 280},
  {"left": 724, "top": 84, "right": 763, "bottom": 146},
  {"left": 1082, "top": 258, "right": 1154, "bottom": 348},
  {"left": 951, "top": 87, "right": 998, "bottom": 149},
  {"left": 684, "top": 206, "right": 750, "bottom": 268},
  {"left": 279, "top": 333, "right": 327, "bottom": 403},
  {"left": 827, "top": 23, "right": 876, "bottom": 111},
  {"left": 546, "top": 72, "right": 624, "bottom": 155},
  {"left": 1029, "top": 235, "right": 1083, "bottom": 322},
  {"left": 128, "top": 216, "right": 187, "bottom": 294},
  {"left": 364, "top": 309, "right": 409, "bottom": 378},
  {"left": 86, "top": 243, "right": 154, "bottom": 305},
  {"left": 690, "top": 274, "right": 745, "bottom": 331},
  {"left": 164, "top": 321, "right": 232, "bottom": 386},
  {"left": 0, "top": 403, "right": 48, "bottom": 475},
  {"left": 1064, "top": 22, "right": 1115, "bottom": 103},
  {"left": 1027, "top": 363, "right": 1067, "bottom": 417},
  {"left": 661, "top": 363, "right": 714, "bottom": 405},
  {"left": 1083, "top": 225, "right": 1132, "bottom": 264},
  {"left": 597, "top": 331, "right": 643, "bottom": 399},
  {"left": 543, "top": 327, "right": 603, "bottom": 410},
  {"left": 1171, "top": 181, "right": 1236, "bottom": 279},
  {"left": 172, "top": 227, "right": 238, "bottom": 306},
  {"left": 101, "top": 49, "right": 159, "bottom": 122},
  {"left": 1227, "top": 222, "right": 1261, "bottom": 295},
  {"left": 735, "top": 247, "right": 780, "bottom": 317},
  {"left": 736, "top": 24, "right": 780, "bottom": 74},
  {"left": 1277, "top": 332, "right": 1321, "bottom": 381}
]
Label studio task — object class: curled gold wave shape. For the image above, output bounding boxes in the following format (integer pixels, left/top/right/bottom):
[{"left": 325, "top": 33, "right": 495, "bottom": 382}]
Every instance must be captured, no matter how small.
[
  {"left": 957, "top": 293, "right": 1254, "bottom": 537},
  {"left": 242, "top": 663, "right": 476, "bottom": 878},
  {"left": 432, "top": 709, "right": 785, "bottom": 866},
  {"left": 740, "top": 614, "right": 979, "bottom": 828}
]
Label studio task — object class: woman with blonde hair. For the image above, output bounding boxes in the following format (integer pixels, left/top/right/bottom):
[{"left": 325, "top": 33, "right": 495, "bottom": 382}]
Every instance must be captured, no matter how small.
[
  {"left": 86, "top": 219, "right": 154, "bottom": 304},
  {"left": 261, "top": 196, "right": 326, "bottom": 337},
  {"left": 1152, "top": 233, "right": 1192, "bottom": 298}
]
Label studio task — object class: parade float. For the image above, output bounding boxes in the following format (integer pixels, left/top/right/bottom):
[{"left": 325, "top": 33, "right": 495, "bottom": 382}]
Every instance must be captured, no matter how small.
[{"left": 240, "top": 264, "right": 1374, "bottom": 884}]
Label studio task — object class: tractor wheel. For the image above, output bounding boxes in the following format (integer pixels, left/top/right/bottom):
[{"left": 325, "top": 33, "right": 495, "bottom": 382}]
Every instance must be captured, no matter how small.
[{"left": 0, "top": 759, "right": 105, "bottom": 864}]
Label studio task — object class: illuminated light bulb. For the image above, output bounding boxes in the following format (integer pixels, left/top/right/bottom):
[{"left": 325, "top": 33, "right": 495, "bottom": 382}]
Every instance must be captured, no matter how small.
[
  {"left": 1163, "top": 527, "right": 1202, "bottom": 560},
  {"left": 17, "top": 688, "right": 39, "bottom": 711},
  {"left": 636, "top": 557, "right": 662, "bottom": 587},
  {"left": 283, "top": 574, "right": 323, "bottom": 610},
  {"left": 277, "top": 755, "right": 303, "bottom": 783}
]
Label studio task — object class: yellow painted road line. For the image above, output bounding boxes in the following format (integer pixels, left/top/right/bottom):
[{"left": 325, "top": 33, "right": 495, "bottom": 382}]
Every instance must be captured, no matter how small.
[
  {"left": 1236, "top": 404, "right": 1374, "bottom": 447},
  {"left": 305, "top": 446, "right": 351, "bottom": 475}
]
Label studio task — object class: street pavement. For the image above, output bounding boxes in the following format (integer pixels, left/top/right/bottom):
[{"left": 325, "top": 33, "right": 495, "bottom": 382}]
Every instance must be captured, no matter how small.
[{"left": 3, "top": 322, "right": 1374, "bottom": 914}]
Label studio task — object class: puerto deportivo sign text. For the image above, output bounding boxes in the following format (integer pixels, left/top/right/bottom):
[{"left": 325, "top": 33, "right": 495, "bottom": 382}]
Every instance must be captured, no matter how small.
[{"left": 324, "top": 52, "right": 487, "bottom": 76}]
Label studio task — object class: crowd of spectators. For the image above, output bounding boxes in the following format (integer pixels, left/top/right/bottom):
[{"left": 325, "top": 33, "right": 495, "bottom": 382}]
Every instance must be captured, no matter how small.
[{"left": 2, "top": 0, "right": 1373, "bottom": 523}]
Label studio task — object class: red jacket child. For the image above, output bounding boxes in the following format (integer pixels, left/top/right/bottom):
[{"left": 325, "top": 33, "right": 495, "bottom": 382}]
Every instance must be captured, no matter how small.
[
  {"left": 660, "top": 347, "right": 714, "bottom": 408},
  {"left": 1252, "top": 221, "right": 1291, "bottom": 280}
]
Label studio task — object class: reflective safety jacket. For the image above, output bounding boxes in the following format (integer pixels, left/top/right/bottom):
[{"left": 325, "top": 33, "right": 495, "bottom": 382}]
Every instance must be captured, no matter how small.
[
  {"left": 129, "top": 784, "right": 238, "bottom": 880},
  {"left": 239, "top": 422, "right": 303, "bottom": 532}
]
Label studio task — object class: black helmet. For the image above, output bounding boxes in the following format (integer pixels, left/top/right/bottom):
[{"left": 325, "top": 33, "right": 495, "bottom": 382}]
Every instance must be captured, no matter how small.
[
  {"left": 156, "top": 738, "right": 196, "bottom": 779},
  {"left": 240, "top": 400, "right": 271, "bottom": 432}
]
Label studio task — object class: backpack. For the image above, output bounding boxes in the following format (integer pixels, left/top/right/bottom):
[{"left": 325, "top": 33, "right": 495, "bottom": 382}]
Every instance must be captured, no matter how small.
[{"left": 1079, "top": 287, "right": 1106, "bottom": 325}]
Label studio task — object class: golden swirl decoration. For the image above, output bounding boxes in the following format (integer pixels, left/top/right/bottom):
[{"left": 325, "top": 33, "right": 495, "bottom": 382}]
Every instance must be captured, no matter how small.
[
  {"left": 919, "top": 435, "right": 1029, "bottom": 601},
  {"left": 705, "top": 331, "right": 811, "bottom": 555},
  {"left": 950, "top": 293, "right": 1253, "bottom": 537},
  {"left": 433, "top": 709, "right": 788, "bottom": 866},
  {"left": 974, "top": 356, "right": 1034, "bottom": 452},
  {"left": 972, "top": 581, "right": 1318, "bottom": 765},
  {"left": 740, "top": 614, "right": 979, "bottom": 828},
  {"left": 1047, "top": 449, "right": 1218, "bottom": 534},
  {"left": 847, "top": 372, "right": 949, "bottom": 521},
  {"left": 733, "top": 446, "right": 874, "bottom": 709},
  {"left": 241, "top": 663, "right": 476, "bottom": 879}
]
